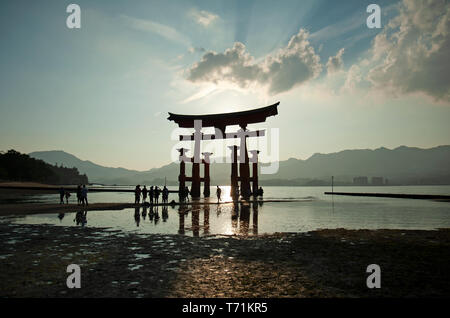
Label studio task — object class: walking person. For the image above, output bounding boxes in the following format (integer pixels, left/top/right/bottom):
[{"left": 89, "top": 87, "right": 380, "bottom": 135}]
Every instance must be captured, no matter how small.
[
  {"left": 258, "top": 186, "right": 264, "bottom": 197},
  {"left": 154, "top": 186, "right": 160, "bottom": 204},
  {"left": 149, "top": 186, "right": 154, "bottom": 205},
  {"left": 64, "top": 190, "right": 71, "bottom": 204},
  {"left": 76, "top": 185, "right": 82, "bottom": 205},
  {"left": 142, "top": 185, "right": 148, "bottom": 203},
  {"left": 59, "top": 187, "right": 65, "bottom": 204},
  {"left": 81, "top": 185, "right": 88, "bottom": 206},
  {"left": 134, "top": 185, "right": 142, "bottom": 204},
  {"left": 216, "top": 185, "right": 222, "bottom": 203},
  {"left": 162, "top": 186, "right": 169, "bottom": 204}
]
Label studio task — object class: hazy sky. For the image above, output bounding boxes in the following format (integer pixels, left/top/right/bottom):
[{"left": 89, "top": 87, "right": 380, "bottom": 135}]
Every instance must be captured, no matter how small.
[{"left": 0, "top": 0, "right": 449, "bottom": 170}]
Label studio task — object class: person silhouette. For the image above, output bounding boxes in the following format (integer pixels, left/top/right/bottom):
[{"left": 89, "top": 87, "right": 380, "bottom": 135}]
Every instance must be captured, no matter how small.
[
  {"left": 81, "top": 185, "right": 88, "bottom": 206},
  {"left": 142, "top": 186, "right": 148, "bottom": 203},
  {"left": 154, "top": 186, "right": 161, "bottom": 204},
  {"left": 149, "top": 186, "right": 154, "bottom": 205},
  {"left": 162, "top": 186, "right": 169, "bottom": 204},
  {"left": 76, "top": 185, "right": 82, "bottom": 205},
  {"left": 258, "top": 186, "right": 264, "bottom": 197},
  {"left": 135, "top": 185, "right": 141, "bottom": 204},
  {"left": 65, "top": 191, "right": 71, "bottom": 204},
  {"left": 216, "top": 186, "right": 222, "bottom": 203},
  {"left": 59, "top": 187, "right": 65, "bottom": 204}
]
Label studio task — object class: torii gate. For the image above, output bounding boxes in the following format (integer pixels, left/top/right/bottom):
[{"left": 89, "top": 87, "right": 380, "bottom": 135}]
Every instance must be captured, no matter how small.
[{"left": 168, "top": 102, "right": 279, "bottom": 199}]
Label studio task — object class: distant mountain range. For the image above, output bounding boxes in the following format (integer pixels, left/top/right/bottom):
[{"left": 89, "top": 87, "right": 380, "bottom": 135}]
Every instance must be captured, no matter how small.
[{"left": 29, "top": 145, "right": 450, "bottom": 186}]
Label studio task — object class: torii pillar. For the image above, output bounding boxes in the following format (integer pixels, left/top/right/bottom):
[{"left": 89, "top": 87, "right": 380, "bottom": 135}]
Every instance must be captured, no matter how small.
[
  {"left": 177, "top": 148, "right": 188, "bottom": 200},
  {"left": 238, "top": 127, "right": 251, "bottom": 199},
  {"left": 202, "top": 152, "right": 212, "bottom": 197},
  {"left": 229, "top": 145, "right": 239, "bottom": 199},
  {"left": 249, "top": 150, "right": 260, "bottom": 195}
]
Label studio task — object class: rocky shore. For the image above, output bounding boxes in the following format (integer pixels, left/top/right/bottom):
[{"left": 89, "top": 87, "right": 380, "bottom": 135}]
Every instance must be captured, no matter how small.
[{"left": 0, "top": 221, "right": 449, "bottom": 298}]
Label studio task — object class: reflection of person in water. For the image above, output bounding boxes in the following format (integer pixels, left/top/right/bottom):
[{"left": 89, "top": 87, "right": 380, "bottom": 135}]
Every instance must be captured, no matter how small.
[
  {"left": 134, "top": 206, "right": 140, "bottom": 227},
  {"left": 216, "top": 204, "right": 222, "bottom": 216},
  {"left": 74, "top": 210, "right": 87, "bottom": 227},
  {"left": 162, "top": 205, "right": 168, "bottom": 222},
  {"left": 148, "top": 206, "right": 154, "bottom": 222},
  {"left": 142, "top": 206, "right": 147, "bottom": 220},
  {"left": 59, "top": 187, "right": 65, "bottom": 204},
  {"left": 154, "top": 205, "right": 160, "bottom": 224}
]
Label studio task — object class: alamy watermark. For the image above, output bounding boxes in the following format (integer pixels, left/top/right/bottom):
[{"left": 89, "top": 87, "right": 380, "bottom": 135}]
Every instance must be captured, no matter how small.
[
  {"left": 66, "top": 4, "right": 81, "bottom": 29},
  {"left": 170, "top": 120, "right": 280, "bottom": 174},
  {"left": 366, "top": 264, "right": 381, "bottom": 288},
  {"left": 66, "top": 264, "right": 81, "bottom": 288}
]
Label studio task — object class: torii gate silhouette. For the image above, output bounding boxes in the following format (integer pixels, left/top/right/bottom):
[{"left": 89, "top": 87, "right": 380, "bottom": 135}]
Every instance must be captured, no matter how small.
[{"left": 168, "top": 102, "right": 279, "bottom": 200}]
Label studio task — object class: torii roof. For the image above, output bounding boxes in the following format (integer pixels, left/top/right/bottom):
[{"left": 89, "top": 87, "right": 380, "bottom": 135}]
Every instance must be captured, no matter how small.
[{"left": 167, "top": 102, "right": 279, "bottom": 128}]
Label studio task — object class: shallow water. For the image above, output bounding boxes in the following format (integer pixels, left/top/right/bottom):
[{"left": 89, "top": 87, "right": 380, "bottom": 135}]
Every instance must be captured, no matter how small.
[
  {"left": 6, "top": 185, "right": 450, "bottom": 236},
  {"left": 4, "top": 185, "right": 450, "bottom": 204}
]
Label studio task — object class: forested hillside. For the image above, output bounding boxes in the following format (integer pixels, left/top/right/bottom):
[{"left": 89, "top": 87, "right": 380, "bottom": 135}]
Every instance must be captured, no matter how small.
[{"left": 0, "top": 150, "right": 88, "bottom": 185}]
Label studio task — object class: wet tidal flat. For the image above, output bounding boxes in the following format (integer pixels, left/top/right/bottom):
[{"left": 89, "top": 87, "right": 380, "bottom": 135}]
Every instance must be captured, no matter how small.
[{"left": 0, "top": 221, "right": 449, "bottom": 298}]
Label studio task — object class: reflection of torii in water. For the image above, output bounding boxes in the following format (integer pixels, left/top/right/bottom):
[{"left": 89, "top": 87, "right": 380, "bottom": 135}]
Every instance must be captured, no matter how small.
[
  {"left": 176, "top": 202, "right": 260, "bottom": 237},
  {"left": 168, "top": 102, "right": 279, "bottom": 200}
]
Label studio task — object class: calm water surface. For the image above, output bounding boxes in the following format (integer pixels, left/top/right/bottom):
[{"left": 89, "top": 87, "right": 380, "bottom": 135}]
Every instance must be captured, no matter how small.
[{"left": 5, "top": 186, "right": 450, "bottom": 236}]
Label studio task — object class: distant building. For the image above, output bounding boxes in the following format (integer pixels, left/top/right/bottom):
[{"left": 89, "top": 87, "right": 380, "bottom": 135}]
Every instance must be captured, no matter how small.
[
  {"left": 371, "top": 177, "right": 384, "bottom": 186},
  {"left": 353, "top": 176, "right": 369, "bottom": 185}
]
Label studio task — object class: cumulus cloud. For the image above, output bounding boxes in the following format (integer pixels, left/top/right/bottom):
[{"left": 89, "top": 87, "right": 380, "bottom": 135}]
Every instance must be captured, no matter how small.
[
  {"left": 189, "top": 9, "right": 219, "bottom": 27},
  {"left": 367, "top": 0, "right": 450, "bottom": 101},
  {"left": 186, "top": 29, "right": 322, "bottom": 94},
  {"left": 327, "top": 48, "right": 345, "bottom": 74},
  {"left": 343, "top": 64, "right": 362, "bottom": 92}
]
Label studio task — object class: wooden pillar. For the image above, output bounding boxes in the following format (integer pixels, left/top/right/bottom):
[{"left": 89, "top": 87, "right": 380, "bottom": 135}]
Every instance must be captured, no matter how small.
[
  {"left": 202, "top": 152, "right": 212, "bottom": 197},
  {"left": 177, "top": 148, "right": 188, "bottom": 200},
  {"left": 191, "top": 162, "right": 200, "bottom": 198},
  {"left": 229, "top": 145, "right": 239, "bottom": 199},
  {"left": 250, "top": 150, "right": 260, "bottom": 195},
  {"left": 239, "top": 136, "right": 251, "bottom": 199},
  {"left": 191, "top": 122, "right": 202, "bottom": 199}
]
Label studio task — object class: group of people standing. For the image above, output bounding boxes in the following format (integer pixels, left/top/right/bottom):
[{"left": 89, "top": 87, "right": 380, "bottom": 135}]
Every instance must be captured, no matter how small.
[
  {"left": 59, "top": 185, "right": 88, "bottom": 206},
  {"left": 134, "top": 185, "right": 170, "bottom": 205}
]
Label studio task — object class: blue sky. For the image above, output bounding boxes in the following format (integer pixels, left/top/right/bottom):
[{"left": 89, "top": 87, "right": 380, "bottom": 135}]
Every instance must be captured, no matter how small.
[{"left": 0, "top": 0, "right": 449, "bottom": 170}]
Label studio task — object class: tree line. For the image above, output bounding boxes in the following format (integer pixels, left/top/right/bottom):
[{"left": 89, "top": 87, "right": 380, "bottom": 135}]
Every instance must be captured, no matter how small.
[{"left": 0, "top": 149, "right": 88, "bottom": 185}]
